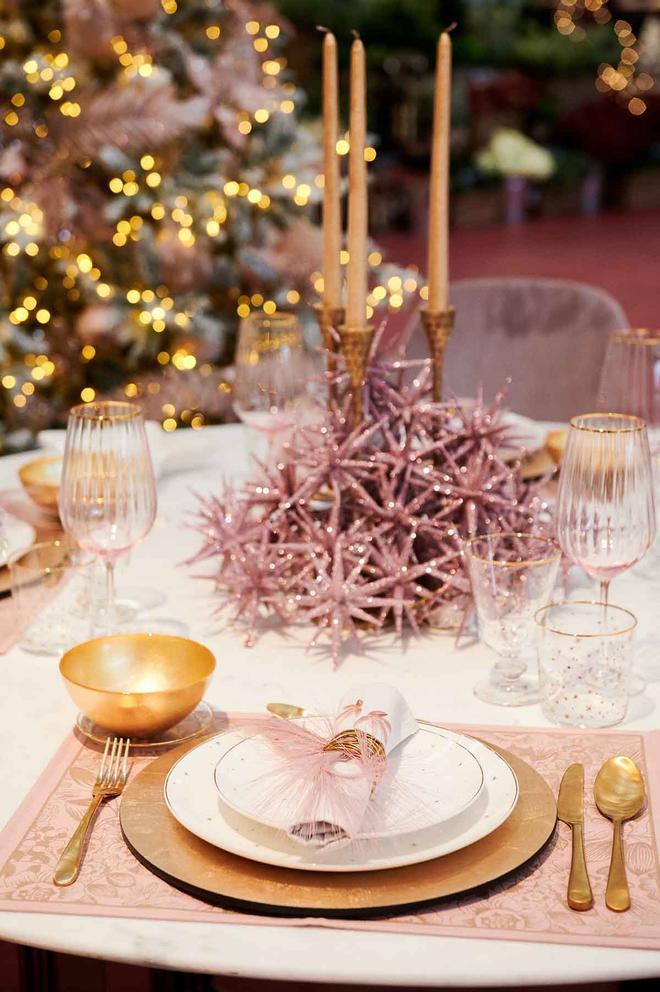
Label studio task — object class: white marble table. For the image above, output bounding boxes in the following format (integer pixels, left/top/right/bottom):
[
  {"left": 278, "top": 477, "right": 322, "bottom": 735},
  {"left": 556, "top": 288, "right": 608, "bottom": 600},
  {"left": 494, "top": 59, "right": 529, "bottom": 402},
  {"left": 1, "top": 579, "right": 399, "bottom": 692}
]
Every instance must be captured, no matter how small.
[{"left": 0, "top": 423, "right": 658, "bottom": 986}]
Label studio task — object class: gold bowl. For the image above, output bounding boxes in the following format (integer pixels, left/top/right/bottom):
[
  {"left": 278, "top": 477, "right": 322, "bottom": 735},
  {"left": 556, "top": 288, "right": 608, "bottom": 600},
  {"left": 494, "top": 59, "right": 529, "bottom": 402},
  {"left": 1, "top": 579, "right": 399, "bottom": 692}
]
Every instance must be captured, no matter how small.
[
  {"left": 60, "top": 633, "right": 216, "bottom": 737},
  {"left": 18, "top": 455, "right": 62, "bottom": 516}
]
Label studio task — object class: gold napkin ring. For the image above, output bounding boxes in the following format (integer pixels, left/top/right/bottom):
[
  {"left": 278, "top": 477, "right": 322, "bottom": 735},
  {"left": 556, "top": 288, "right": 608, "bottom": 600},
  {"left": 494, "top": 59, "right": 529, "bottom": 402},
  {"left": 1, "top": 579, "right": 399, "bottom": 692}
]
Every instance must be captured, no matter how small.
[{"left": 322, "top": 729, "right": 386, "bottom": 761}]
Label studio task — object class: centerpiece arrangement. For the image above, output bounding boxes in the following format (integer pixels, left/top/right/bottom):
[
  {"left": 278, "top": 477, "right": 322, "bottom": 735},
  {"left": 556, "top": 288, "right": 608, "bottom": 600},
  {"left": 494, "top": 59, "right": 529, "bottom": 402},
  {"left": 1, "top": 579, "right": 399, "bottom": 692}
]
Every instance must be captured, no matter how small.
[{"left": 192, "top": 30, "right": 549, "bottom": 663}]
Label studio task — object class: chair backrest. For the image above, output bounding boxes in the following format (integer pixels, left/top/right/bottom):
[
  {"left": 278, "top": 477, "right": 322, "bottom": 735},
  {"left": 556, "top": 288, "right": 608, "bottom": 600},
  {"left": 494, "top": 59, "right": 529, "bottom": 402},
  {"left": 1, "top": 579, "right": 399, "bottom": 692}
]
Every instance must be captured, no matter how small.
[{"left": 405, "top": 277, "right": 628, "bottom": 421}]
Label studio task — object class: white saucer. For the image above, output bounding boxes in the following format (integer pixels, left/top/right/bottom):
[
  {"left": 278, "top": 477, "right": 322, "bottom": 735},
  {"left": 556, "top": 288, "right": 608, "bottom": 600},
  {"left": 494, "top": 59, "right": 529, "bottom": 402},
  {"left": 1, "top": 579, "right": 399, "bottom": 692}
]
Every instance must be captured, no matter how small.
[
  {"left": 164, "top": 726, "right": 519, "bottom": 873},
  {"left": 214, "top": 724, "right": 485, "bottom": 839}
]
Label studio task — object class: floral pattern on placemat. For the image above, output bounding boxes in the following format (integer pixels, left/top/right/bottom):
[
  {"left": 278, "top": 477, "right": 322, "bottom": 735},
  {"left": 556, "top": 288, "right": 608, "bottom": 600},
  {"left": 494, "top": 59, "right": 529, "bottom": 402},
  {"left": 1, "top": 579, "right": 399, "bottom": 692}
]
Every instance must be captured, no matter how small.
[{"left": 1, "top": 719, "right": 660, "bottom": 950}]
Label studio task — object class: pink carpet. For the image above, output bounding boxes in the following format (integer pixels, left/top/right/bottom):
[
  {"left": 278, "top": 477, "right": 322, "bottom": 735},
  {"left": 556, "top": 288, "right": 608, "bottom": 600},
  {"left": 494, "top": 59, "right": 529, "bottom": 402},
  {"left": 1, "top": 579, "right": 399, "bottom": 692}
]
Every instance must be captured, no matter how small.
[{"left": 380, "top": 209, "right": 659, "bottom": 329}]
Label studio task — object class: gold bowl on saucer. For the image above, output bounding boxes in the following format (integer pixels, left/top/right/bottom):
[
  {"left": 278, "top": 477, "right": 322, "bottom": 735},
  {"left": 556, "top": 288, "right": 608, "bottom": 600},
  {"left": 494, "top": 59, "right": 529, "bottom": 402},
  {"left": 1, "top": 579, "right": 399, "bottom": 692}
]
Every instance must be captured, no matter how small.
[
  {"left": 18, "top": 455, "right": 62, "bottom": 516},
  {"left": 60, "top": 633, "right": 216, "bottom": 737}
]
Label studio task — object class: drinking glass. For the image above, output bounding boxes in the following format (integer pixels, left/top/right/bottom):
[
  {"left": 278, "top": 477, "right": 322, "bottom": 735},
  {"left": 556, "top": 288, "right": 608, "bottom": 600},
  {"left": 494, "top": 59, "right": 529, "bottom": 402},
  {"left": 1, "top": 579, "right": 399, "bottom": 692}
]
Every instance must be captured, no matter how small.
[
  {"left": 598, "top": 329, "right": 660, "bottom": 574},
  {"left": 59, "top": 401, "right": 157, "bottom": 635},
  {"left": 9, "top": 539, "right": 96, "bottom": 655},
  {"left": 598, "top": 329, "right": 660, "bottom": 436},
  {"left": 465, "top": 533, "right": 561, "bottom": 706},
  {"left": 233, "top": 311, "right": 310, "bottom": 461},
  {"left": 535, "top": 601, "right": 636, "bottom": 728},
  {"left": 555, "top": 413, "right": 656, "bottom": 605}
]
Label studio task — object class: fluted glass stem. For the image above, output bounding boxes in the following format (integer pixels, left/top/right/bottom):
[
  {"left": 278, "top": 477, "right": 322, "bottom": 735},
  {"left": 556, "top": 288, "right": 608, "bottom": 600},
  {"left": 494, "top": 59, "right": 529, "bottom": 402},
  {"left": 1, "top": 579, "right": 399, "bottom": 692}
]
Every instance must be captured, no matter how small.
[
  {"left": 600, "top": 580, "right": 610, "bottom": 621},
  {"left": 103, "top": 560, "right": 117, "bottom": 636}
]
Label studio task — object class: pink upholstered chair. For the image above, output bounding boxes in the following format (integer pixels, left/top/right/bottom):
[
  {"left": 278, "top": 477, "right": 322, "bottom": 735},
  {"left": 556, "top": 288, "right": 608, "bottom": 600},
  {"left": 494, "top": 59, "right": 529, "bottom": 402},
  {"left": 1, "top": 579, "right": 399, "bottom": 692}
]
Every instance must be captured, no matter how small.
[{"left": 405, "top": 277, "right": 628, "bottom": 421}]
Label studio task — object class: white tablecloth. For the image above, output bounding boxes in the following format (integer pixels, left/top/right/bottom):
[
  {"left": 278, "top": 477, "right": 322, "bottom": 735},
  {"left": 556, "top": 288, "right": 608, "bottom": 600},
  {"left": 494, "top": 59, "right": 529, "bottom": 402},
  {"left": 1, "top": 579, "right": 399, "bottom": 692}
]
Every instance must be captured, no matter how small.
[{"left": 0, "top": 423, "right": 658, "bottom": 986}]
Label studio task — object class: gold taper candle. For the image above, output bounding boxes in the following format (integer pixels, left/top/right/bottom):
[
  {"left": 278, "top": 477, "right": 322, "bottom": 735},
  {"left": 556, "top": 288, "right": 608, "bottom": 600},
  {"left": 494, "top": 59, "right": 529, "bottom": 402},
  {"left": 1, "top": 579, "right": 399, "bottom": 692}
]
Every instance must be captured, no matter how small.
[
  {"left": 322, "top": 32, "right": 342, "bottom": 309},
  {"left": 346, "top": 36, "right": 368, "bottom": 328},
  {"left": 427, "top": 32, "right": 452, "bottom": 312}
]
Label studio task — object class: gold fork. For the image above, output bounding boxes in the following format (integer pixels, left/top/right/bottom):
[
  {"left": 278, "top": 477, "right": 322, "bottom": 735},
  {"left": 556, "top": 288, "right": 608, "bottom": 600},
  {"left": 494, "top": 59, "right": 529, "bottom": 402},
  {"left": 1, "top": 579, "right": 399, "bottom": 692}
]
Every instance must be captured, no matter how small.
[{"left": 53, "top": 737, "right": 130, "bottom": 887}]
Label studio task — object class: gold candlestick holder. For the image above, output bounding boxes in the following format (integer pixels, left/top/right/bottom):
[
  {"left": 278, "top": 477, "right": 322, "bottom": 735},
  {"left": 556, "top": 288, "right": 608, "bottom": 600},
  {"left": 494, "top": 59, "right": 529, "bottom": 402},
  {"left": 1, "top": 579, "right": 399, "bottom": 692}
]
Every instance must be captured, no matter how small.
[
  {"left": 338, "top": 322, "right": 374, "bottom": 427},
  {"left": 420, "top": 306, "right": 455, "bottom": 402},
  {"left": 314, "top": 303, "right": 345, "bottom": 402}
]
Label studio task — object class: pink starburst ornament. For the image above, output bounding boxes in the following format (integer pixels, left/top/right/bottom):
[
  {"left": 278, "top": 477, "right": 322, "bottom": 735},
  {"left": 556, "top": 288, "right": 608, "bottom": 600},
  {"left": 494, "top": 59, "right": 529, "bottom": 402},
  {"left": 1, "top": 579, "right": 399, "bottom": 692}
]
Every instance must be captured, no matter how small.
[{"left": 190, "top": 352, "right": 551, "bottom": 665}]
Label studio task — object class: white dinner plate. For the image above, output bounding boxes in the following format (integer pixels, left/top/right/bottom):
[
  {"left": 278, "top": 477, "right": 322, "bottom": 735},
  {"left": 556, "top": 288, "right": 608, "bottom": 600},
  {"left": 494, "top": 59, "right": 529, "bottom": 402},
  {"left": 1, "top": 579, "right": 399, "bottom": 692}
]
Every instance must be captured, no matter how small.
[
  {"left": 214, "top": 724, "right": 484, "bottom": 839},
  {"left": 4, "top": 514, "right": 36, "bottom": 562},
  {"left": 164, "top": 726, "right": 519, "bottom": 873},
  {"left": 498, "top": 411, "right": 548, "bottom": 460}
]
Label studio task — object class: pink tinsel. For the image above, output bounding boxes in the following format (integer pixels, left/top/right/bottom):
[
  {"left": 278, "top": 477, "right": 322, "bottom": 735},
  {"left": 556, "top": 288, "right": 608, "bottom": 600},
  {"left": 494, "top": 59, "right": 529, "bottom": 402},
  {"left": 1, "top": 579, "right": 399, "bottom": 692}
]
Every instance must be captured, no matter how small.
[{"left": 190, "top": 357, "right": 550, "bottom": 664}]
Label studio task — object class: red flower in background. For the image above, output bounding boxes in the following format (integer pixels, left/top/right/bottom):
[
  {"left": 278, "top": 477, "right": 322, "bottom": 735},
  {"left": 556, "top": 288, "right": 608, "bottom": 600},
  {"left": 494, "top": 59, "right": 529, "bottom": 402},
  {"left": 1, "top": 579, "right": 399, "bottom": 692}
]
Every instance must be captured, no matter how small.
[{"left": 556, "top": 95, "right": 660, "bottom": 166}]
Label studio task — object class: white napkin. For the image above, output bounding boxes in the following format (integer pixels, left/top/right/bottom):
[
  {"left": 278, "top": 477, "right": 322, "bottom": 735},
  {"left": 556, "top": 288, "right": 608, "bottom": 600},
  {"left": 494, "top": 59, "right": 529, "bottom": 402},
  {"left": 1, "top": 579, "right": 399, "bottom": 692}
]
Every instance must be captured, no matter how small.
[
  {"left": 334, "top": 683, "right": 418, "bottom": 751},
  {"left": 289, "top": 683, "right": 418, "bottom": 846},
  {"left": 37, "top": 422, "right": 214, "bottom": 482}
]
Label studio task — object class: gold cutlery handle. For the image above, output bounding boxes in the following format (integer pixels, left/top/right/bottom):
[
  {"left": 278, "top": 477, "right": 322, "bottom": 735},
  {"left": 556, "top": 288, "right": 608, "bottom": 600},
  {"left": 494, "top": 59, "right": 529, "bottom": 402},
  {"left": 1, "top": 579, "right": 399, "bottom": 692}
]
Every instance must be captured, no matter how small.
[
  {"left": 606, "top": 817, "right": 630, "bottom": 912},
  {"left": 53, "top": 794, "right": 104, "bottom": 887},
  {"left": 568, "top": 821, "right": 593, "bottom": 911}
]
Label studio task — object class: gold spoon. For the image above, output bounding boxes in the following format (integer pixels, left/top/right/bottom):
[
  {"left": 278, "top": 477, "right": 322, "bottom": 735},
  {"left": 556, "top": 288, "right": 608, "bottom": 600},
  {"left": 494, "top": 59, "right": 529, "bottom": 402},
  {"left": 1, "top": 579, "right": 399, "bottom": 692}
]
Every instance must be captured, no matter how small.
[
  {"left": 266, "top": 702, "right": 314, "bottom": 720},
  {"left": 594, "top": 756, "right": 646, "bottom": 912}
]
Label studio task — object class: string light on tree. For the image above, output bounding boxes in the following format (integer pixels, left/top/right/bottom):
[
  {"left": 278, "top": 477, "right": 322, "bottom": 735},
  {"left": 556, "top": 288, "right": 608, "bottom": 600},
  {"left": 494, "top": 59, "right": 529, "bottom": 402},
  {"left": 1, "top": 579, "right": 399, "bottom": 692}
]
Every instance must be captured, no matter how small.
[
  {"left": 0, "top": 2, "right": 418, "bottom": 450},
  {"left": 554, "top": 0, "right": 655, "bottom": 111}
]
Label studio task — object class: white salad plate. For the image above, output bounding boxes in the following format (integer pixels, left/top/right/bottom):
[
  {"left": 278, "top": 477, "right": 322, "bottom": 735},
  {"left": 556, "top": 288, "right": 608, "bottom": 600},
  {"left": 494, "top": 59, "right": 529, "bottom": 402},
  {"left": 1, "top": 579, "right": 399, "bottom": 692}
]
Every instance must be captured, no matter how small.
[
  {"left": 164, "top": 725, "right": 519, "bottom": 873},
  {"left": 214, "top": 724, "right": 484, "bottom": 839},
  {"left": 3, "top": 515, "right": 36, "bottom": 562},
  {"left": 498, "top": 411, "right": 549, "bottom": 460}
]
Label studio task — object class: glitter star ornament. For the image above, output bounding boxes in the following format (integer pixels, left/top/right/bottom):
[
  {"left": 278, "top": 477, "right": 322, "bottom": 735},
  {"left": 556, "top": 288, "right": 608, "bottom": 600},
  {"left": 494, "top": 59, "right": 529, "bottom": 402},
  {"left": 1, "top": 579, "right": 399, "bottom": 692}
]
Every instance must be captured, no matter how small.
[{"left": 191, "top": 358, "right": 550, "bottom": 665}]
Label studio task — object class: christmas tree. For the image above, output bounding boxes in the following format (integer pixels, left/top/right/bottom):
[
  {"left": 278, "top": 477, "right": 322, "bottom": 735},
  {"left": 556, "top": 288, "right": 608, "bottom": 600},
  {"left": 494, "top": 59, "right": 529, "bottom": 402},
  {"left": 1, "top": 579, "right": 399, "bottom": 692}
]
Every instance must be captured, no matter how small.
[{"left": 0, "top": 0, "right": 329, "bottom": 447}]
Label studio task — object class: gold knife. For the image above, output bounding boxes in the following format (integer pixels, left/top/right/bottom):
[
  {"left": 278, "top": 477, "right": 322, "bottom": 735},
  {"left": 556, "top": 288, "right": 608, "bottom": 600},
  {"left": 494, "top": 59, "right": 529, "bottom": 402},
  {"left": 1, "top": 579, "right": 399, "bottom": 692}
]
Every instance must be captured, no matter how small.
[{"left": 557, "top": 763, "right": 593, "bottom": 911}]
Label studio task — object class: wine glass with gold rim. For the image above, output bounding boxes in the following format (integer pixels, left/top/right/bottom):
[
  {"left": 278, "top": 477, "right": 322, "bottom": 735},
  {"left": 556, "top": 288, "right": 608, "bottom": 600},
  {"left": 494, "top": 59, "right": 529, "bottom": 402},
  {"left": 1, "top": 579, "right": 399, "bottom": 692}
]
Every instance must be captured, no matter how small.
[
  {"left": 555, "top": 413, "right": 656, "bottom": 606},
  {"left": 598, "top": 330, "right": 660, "bottom": 579},
  {"left": 233, "top": 311, "right": 311, "bottom": 462},
  {"left": 59, "top": 401, "right": 158, "bottom": 635}
]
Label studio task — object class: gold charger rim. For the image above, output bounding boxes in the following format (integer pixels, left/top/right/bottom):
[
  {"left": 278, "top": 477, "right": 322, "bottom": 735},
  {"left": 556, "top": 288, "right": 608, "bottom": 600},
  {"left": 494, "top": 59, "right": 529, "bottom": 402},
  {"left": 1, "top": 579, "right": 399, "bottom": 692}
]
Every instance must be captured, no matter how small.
[{"left": 119, "top": 728, "right": 557, "bottom": 919}]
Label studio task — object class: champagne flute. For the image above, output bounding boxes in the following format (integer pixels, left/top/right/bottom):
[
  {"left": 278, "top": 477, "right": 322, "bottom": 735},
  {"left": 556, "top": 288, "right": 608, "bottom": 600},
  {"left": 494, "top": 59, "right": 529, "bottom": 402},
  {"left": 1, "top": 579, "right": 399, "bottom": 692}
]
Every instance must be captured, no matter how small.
[
  {"left": 555, "top": 413, "right": 656, "bottom": 606},
  {"left": 59, "top": 401, "right": 157, "bottom": 635},
  {"left": 233, "top": 311, "right": 310, "bottom": 462}
]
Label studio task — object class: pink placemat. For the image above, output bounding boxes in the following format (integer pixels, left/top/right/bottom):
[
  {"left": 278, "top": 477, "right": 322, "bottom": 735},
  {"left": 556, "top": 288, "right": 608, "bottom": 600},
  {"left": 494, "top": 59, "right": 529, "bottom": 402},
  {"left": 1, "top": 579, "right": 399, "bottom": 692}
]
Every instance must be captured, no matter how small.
[{"left": 1, "top": 716, "right": 660, "bottom": 950}]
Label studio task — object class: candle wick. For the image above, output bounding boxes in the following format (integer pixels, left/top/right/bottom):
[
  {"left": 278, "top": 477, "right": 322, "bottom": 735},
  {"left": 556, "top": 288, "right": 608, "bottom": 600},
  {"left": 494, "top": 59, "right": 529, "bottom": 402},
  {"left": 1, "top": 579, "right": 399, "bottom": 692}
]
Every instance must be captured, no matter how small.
[
  {"left": 444, "top": 21, "right": 458, "bottom": 34},
  {"left": 351, "top": 29, "right": 361, "bottom": 40},
  {"left": 316, "top": 24, "right": 329, "bottom": 33}
]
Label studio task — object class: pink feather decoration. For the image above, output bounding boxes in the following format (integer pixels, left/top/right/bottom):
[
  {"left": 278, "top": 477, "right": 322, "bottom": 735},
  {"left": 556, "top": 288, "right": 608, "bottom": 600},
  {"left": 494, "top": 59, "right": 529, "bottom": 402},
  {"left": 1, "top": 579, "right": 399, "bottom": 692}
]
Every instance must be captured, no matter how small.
[
  {"left": 226, "top": 711, "right": 451, "bottom": 847},
  {"left": 232, "top": 714, "right": 387, "bottom": 844}
]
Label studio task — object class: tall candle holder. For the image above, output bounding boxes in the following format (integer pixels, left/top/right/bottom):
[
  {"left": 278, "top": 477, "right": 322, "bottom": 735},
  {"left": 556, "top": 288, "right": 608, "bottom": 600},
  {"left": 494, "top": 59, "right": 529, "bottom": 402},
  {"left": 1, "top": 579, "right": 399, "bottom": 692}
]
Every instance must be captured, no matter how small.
[
  {"left": 338, "top": 323, "right": 374, "bottom": 426},
  {"left": 420, "top": 306, "right": 455, "bottom": 402},
  {"left": 314, "top": 303, "right": 345, "bottom": 402}
]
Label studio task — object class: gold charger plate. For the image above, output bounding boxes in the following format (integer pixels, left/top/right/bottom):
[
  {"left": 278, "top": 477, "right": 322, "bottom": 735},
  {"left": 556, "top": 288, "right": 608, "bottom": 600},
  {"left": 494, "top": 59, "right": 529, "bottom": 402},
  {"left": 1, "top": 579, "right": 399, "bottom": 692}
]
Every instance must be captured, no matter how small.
[
  {"left": 120, "top": 734, "right": 557, "bottom": 918},
  {"left": 0, "top": 495, "right": 63, "bottom": 599}
]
